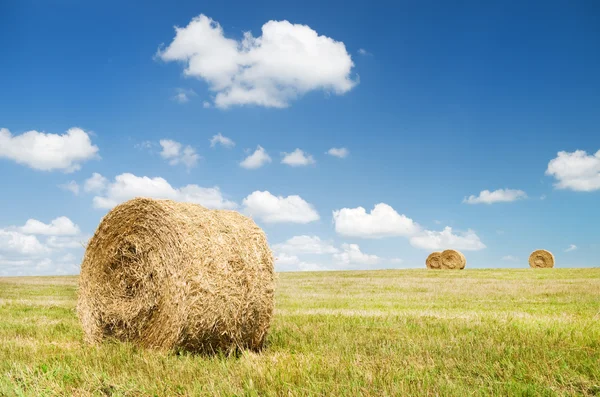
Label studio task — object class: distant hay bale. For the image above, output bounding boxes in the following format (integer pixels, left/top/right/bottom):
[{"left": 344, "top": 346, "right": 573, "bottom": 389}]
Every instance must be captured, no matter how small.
[
  {"left": 426, "top": 252, "right": 442, "bottom": 269},
  {"left": 77, "top": 197, "right": 275, "bottom": 354},
  {"left": 440, "top": 249, "right": 466, "bottom": 270},
  {"left": 528, "top": 249, "right": 555, "bottom": 268}
]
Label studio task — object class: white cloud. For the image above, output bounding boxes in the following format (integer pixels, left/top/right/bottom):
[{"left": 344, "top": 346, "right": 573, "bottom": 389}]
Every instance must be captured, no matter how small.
[
  {"left": 159, "top": 139, "right": 200, "bottom": 170},
  {"left": 92, "top": 173, "right": 237, "bottom": 210},
  {"left": 0, "top": 127, "right": 99, "bottom": 172},
  {"left": 357, "top": 48, "right": 371, "bottom": 56},
  {"left": 463, "top": 189, "right": 527, "bottom": 204},
  {"left": 242, "top": 191, "right": 319, "bottom": 224},
  {"left": 59, "top": 181, "right": 80, "bottom": 195},
  {"left": 333, "top": 203, "right": 419, "bottom": 238},
  {"left": 409, "top": 226, "right": 486, "bottom": 251},
  {"left": 546, "top": 150, "right": 600, "bottom": 192},
  {"left": 210, "top": 133, "right": 235, "bottom": 148},
  {"left": 274, "top": 252, "right": 300, "bottom": 266},
  {"left": 240, "top": 145, "right": 271, "bottom": 169},
  {"left": 172, "top": 88, "right": 196, "bottom": 103},
  {"left": 0, "top": 230, "right": 49, "bottom": 256},
  {"left": 20, "top": 217, "right": 80, "bottom": 236},
  {"left": 157, "top": 14, "right": 357, "bottom": 108},
  {"left": 565, "top": 244, "right": 577, "bottom": 252},
  {"left": 502, "top": 255, "right": 518, "bottom": 261},
  {"left": 46, "top": 235, "right": 88, "bottom": 249},
  {"left": 333, "top": 243, "right": 380, "bottom": 266},
  {"left": 84, "top": 172, "right": 109, "bottom": 193},
  {"left": 326, "top": 147, "right": 349, "bottom": 158},
  {"left": 273, "top": 235, "right": 338, "bottom": 255},
  {"left": 281, "top": 149, "right": 316, "bottom": 167}
]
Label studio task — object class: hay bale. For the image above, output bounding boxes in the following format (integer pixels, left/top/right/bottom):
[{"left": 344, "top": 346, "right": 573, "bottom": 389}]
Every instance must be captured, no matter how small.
[
  {"left": 440, "top": 249, "right": 466, "bottom": 270},
  {"left": 528, "top": 249, "right": 555, "bottom": 268},
  {"left": 426, "top": 252, "right": 442, "bottom": 269},
  {"left": 77, "top": 197, "right": 275, "bottom": 354}
]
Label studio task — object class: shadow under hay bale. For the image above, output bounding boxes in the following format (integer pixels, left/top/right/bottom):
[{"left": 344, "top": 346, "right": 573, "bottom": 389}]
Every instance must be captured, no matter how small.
[
  {"left": 77, "top": 197, "right": 275, "bottom": 355},
  {"left": 529, "top": 249, "right": 555, "bottom": 268},
  {"left": 440, "top": 249, "right": 466, "bottom": 270},
  {"left": 426, "top": 252, "right": 442, "bottom": 269}
]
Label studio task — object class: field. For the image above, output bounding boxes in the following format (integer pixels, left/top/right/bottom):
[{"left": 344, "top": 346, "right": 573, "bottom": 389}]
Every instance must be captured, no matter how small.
[{"left": 1, "top": 269, "right": 599, "bottom": 396}]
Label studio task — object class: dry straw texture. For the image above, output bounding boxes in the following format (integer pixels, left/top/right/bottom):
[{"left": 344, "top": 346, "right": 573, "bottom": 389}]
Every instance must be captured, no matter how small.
[
  {"left": 440, "top": 249, "right": 466, "bottom": 270},
  {"left": 77, "top": 197, "right": 275, "bottom": 355},
  {"left": 425, "top": 252, "right": 442, "bottom": 269},
  {"left": 529, "top": 249, "right": 555, "bottom": 268}
]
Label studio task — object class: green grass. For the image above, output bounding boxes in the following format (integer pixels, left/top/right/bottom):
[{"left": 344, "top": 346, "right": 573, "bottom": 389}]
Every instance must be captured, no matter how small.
[{"left": 1, "top": 269, "right": 599, "bottom": 396}]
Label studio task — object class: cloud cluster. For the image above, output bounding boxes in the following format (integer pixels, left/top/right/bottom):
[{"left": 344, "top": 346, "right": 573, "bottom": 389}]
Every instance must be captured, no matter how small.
[
  {"left": 546, "top": 150, "right": 600, "bottom": 192},
  {"left": 0, "top": 127, "right": 99, "bottom": 172},
  {"left": 91, "top": 173, "right": 237, "bottom": 210},
  {"left": 0, "top": 216, "right": 86, "bottom": 276},
  {"left": 159, "top": 139, "right": 200, "bottom": 170},
  {"left": 157, "top": 14, "right": 357, "bottom": 108},
  {"left": 242, "top": 191, "right": 319, "bottom": 224},
  {"left": 333, "top": 203, "right": 419, "bottom": 238}
]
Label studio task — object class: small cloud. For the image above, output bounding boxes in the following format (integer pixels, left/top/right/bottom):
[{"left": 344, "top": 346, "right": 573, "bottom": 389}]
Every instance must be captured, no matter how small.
[
  {"left": 565, "top": 244, "right": 577, "bottom": 252},
  {"left": 210, "top": 133, "right": 235, "bottom": 149},
  {"left": 357, "top": 48, "right": 371, "bottom": 56},
  {"left": 326, "top": 147, "right": 349, "bottom": 159},
  {"left": 84, "top": 173, "right": 109, "bottom": 194},
  {"left": 135, "top": 141, "right": 155, "bottom": 150},
  {"left": 281, "top": 149, "right": 316, "bottom": 167},
  {"left": 203, "top": 101, "right": 212, "bottom": 108},
  {"left": 172, "top": 88, "right": 196, "bottom": 104},
  {"left": 463, "top": 188, "right": 527, "bottom": 205},
  {"left": 240, "top": 146, "right": 271, "bottom": 169},
  {"left": 59, "top": 181, "right": 80, "bottom": 195},
  {"left": 159, "top": 139, "right": 200, "bottom": 170}
]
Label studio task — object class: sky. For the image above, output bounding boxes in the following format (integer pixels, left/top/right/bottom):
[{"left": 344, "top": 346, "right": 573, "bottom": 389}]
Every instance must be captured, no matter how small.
[{"left": 0, "top": 0, "right": 599, "bottom": 275}]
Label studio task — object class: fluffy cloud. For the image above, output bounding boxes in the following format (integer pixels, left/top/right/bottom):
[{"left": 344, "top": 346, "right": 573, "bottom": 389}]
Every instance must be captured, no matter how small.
[
  {"left": 157, "top": 14, "right": 357, "bottom": 108},
  {"left": 274, "top": 252, "right": 301, "bottom": 266},
  {"left": 409, "top": 227, "right": 486, "bottom": 251},
  {"left": 463, "top": 188, "right": 527, "bottom": 204},
  {"left": 273, "top": 235, "right": 338, "bottom": 255},
  {"left": 565, "top": 244, "right": 577, "bottom": 252},
  {"left": 59, "top": 181, "right": 80, "bottom": 195},
  {"left": 159, "top": 139, "right": 200, "bottom": 170},
  {"left": 46, "top": 235, "right": 88, "bottom": 249},
  {"left": 242, "top": 191, "right": 319, "bottom": 223},
  {"left": 0, "top": 127, "right": 99, "bottom": 172},
  {"left": 84, "top": 172, "right": 109, "bottom": 193},
  {"left": 0, "top": 230, "right": 49, "bottom": 256},
  {"left": 333, "top": 203, "right": 419, "bottom": 238},
  {"left": 210, "top": 133, "right": 235, "bottom": 148},
  {"left": 546, "top": 150, "right": 600, "bottom": 192},
  {"left": 20, "top": 217, "right": 80, "bottom": 236},
  {"left": 281, "top": 149, "right": 316, "bottom": 167},
  {"left": 92, "top": 173, "right": 237, "bottom": 210},
  {"left": 240, "top": 146, "right": 271, "bottom": 169},
  {"left": 333, "top": 243, "right": 380, "bottom": 266},
  {"left": 327, "top": 147, "right": 349, "bottom": 158}
]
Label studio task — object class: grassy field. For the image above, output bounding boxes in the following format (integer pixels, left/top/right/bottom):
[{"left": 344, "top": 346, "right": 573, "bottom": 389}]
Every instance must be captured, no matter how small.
[{"left": 1, "top": 269, "right": 599, "bottom": 396}]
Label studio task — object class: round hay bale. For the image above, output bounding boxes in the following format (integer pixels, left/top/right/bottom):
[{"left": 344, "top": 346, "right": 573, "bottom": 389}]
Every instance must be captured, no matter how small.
[
  {"left": 440, "top": 249, "right": 466, "bottom": 270},
  {"left": 77, "top": 197, "right": 275, "bottom": 354},
  {"left": 528, "top": 249, "right": 555, "bottom": 268},
  {"left": 426, "top": 252, "right": 442, "bottom": 269}
]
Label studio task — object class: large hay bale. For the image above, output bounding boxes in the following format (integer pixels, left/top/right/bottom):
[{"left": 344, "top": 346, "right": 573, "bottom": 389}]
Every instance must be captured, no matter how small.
[
  {"left": 528, "top": 249, "right": 555, "bottom": 268},
  {"left": 440, "top": 249, "right": 466, "bottom": 269},
  {"left": 426, "top": 252, "right": 442, "bottom": 269},
  {"left": 77, "top": 197, "right": 275, "bottom": 354}
]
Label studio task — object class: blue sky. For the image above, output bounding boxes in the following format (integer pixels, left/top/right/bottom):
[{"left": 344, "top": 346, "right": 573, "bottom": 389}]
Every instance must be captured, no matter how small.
[{"left": 0, "top": 0, "right": 599, "bottom": 275}]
